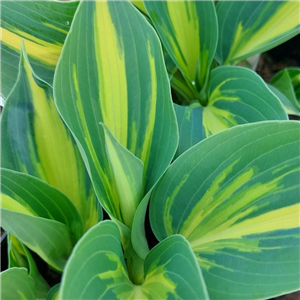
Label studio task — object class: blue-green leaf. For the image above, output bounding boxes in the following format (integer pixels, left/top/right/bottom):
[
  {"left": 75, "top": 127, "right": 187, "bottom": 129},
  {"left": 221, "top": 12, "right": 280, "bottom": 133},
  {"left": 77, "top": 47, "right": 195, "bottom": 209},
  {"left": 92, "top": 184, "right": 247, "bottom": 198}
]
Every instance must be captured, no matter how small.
[
  {"left": 175, "top": 66, "right": 288, "bottom": 156},
  {"left": 216, "top": 1, "right": 300, "bottom": 65},
  {"left": 0, "top": 268, "right": 36, "bottom": 300},
  {"left": 144, "top": 0, "right": 218, "bottom": 92},
  {"left": 1, "top": 45, "right": 101, "bottom": 231},
  {"left": 0, "top": 1, "right": 79, "bottom": 98},
  {"left": 1, "top": 169, "right": 83, "bottom": 271},
  {"left": 54, "top": 0, "right": 177, "bottom": 226},
  {"left": 151, "top": 121, "right": 300, "bottom": 299},
  {"left": 59, "top": 221, "right": 209, "bottom": 300}
]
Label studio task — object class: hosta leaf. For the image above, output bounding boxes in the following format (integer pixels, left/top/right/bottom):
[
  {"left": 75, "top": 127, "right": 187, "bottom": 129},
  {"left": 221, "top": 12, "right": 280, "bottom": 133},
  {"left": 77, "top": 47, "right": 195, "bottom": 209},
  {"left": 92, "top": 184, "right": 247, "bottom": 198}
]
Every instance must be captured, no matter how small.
[
  {"left": 268, "top": 85, "right": 300, "bottom": 117},
  {"left": 2, "top": 210, "right": 73, "bottom": 272},
  {"left": 47, "top": 284, "right": 60, "bottom": 300},
  {"left": 101, "top": 124, "right": 144, "bottom": 228},
  {"left": 0, "top": 268, "right": 36, "bottom": 300},
  {"left": 0, "top": 0, "right": 79, "bottom": 99},
  {"left": 175, "top": 66, "right": 287, "bottom": 156},
  {"left": 150, "top": 121, "right": 300, "bottom": 299},
  {"left": 174, "top": 102, "right": 204, "bottom": 157},
  {"left": 1, "top": 169, "right": 81, "bottom": 271},
  {"left": 203, "top": 66, "right": 287, "bottom": 136},
  {"left": 54, "top": 1, "right": 177, "bottom": 221},
  {"left": 270, "top": 68, "right": 300, "bottom": 115},
  {"left": 131, "top": 192, "right": 152, "bottom": 259},
  {"left": 131, "top": 1, "right": 147, "bottom": 15},
  {"left": 8, "top": 235, "right": 50, "bottom": 299},
  {"left": 144, "top": 0, "right": 218, "bottom": 91},
  {"left": 8, "top": 235, "right": 28, "bottom": 269},
  {"left": 59, "top": 221, "right": 209, "bottom": 300},
  {"left": 1, "top": 45, "right": 101, "bottom": 231},
  {"left": 216, "top": 1, "right": 300, "bottom": 65}
]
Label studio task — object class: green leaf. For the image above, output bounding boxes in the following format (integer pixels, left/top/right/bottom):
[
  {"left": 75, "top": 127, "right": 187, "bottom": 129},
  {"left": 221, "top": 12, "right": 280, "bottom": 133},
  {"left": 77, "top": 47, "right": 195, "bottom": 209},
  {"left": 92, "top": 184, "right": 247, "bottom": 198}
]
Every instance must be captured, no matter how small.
[
  {"left": 8, "top": 235, "right": 28, "bottom": 269},
  {"left": 131, "top": 1, "right": 148, "bottom": 15},
  {"left": 144, "top": 0, "right": 218, "bottom": 91},
  {"left": 270, "top": 68, "right": 300, "bottom": 115},
  {"left": 0, "top": 0, "right": 79, "bottom": 99},
  {"left": 54, "top": 1, "right": 177, "bottom": 223},
  {"left": 59, "top": 221, "right": 209, "bottom": 300},
  {"left": 101, "top": 124, "right": 144, "bottom": 228},
  {"left": 47, "top": 284, "right": 60, "bottom": 300},
  {"left": 175, "top": 66, "right": 288, "bottom": 156},
  {"left": 171, "top": 74, "right": 198, "bottom": 105},
  {"left": 0, "top": 268, "right": 36, "bottom": 300},
  {"left": 204, "top": 66, "right": 288, "bottom": 136},
  {"left": 131, "top": 191, "right": 152, "bottom": 259},
  {"left": 1, "top": 169, "right": 81, "bottom": 271},
  {"left": 174, "top": 102, "right": 204, "bottom": 157},
  {"left": 8, "top": 235, "right": 50, "bottom": 299},
  {"left": 1, "top": 45, "right": 101, "bottom": 231},
  {"left": 150, "top": 121, "right": 300, "bottom": 299},
  {"left": 216, "top": 1, "right": 300, "bottom": 65},
  {"left": 268, "top": 85, "right": 300, "bottom": 117}
]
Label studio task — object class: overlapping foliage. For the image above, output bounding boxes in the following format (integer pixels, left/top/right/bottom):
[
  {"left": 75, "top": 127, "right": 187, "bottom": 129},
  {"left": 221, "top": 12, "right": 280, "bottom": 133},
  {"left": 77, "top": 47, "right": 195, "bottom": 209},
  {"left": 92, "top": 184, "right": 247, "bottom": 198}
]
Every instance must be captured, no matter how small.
[{"left": 1, "top": 1, "right": 299, "bottom": 300}]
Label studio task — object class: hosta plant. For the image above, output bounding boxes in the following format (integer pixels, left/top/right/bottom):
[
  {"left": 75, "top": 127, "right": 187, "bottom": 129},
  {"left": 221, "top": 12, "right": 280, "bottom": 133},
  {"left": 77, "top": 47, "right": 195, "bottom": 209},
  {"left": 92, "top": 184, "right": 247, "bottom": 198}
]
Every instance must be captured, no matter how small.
[
  {"left": 0, "top": 1, "right": 300, "bottom": 300},
  {"left": 140, "top": 1, "right": 300, "bottom": 156}
]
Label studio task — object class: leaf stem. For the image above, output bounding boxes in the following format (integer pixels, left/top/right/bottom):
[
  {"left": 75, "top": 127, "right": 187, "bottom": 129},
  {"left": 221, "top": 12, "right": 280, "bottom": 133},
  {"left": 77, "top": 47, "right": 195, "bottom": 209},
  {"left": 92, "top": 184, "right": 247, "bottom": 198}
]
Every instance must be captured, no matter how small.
[{"left": 126, "top": 251, "right": 145, "bottom": 285}]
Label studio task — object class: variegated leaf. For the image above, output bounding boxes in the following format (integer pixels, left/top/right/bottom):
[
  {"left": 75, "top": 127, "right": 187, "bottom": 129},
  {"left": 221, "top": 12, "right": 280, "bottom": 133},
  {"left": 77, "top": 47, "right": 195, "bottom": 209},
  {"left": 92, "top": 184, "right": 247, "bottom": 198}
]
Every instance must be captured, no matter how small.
[
  {"left": 1, "top": 169, "right": 82, "bottom": 271},
  {"left": 59, "top": 221, "right": 209, "bottom": 300},
  {"left": 131, "top": 1, "right": 147, "bottom": 15},
  {"left": 54, "top": 1, "right": 177, "bottom": 225},
  {"left": 8, "top": 235, "right": 50, "bottom": 299},
  {"left": 216, "top": 1, "right": 300, "bottom": 65},
  {"left": 150, "top": 121, "right": 300, "bottom": 299},
  {"left": 175, "top": 66, "right": 288, "bottom": 156},
  {"left": 131, "top": 192, "right": 152, "bottom": 259},
  {"left": 0, "top": 268, "right": 36, "bottom": 300},
  {"left": 101, "top": 124, "right": 144, "bottom": 228},
  {"left": 174, "top": 102, "right": 204, "bottom": 157},
  {"left": 1, "top": 45, "right": 101, "bottom": 231},
  {"left": 0, "top": 0, "right": 79, "bottom": 99},
  {"left": 144, "top": 0, "right": 218, "bottom": 92}
]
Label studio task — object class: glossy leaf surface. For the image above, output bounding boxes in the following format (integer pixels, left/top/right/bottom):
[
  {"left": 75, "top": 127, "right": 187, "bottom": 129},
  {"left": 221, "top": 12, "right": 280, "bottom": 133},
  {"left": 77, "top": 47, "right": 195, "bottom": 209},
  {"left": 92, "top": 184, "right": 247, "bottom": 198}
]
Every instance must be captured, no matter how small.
[
  {"left": 216, "top": 1, "right": 300, "bottom": 64},
  {"left": 151, "top": 121, "right": 300, "bottom": 299},
  {"left": 54, "top": 1, "right": 177, "bottom": 223},
  {"left": 59, "top": 221, "right": 209, "bottom": 300},
  {"left": 175, "top": 66, "right": 287, "bottom": 156},
  {"left": 144, "top": 0, "right": 218, "bottom": 91},
  {"left": 1, "top": 46, "right": 101, "bottom": 231},
  {"left": 1, "top": 169, "right": 81, "bottom": 271},
  {"left": 0, "top": 1, "right": 79, "bottom": 98},
  {"left": 0, "top": 268, "right": 36, "bottom": 300}
]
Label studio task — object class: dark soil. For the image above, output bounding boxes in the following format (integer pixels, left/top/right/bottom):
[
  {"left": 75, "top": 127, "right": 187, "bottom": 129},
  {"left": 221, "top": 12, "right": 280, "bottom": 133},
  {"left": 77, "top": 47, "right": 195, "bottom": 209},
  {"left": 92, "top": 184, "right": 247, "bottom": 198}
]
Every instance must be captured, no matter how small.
[
  {"left": 257, "top": 35, "right": 300, "bottom": 82},
  {"left": 270, "top": 291, "right": 300, "bottom": 300}
]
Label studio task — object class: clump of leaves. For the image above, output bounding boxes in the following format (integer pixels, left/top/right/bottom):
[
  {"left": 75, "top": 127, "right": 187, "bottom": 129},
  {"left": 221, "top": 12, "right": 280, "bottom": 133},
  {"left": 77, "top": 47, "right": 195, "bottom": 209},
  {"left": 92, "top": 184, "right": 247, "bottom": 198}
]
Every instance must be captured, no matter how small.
[{"left": 0, "top": 1, "right": 299, "bottom": 300}]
